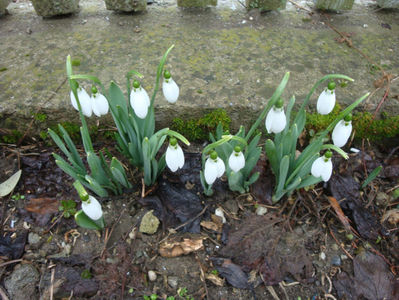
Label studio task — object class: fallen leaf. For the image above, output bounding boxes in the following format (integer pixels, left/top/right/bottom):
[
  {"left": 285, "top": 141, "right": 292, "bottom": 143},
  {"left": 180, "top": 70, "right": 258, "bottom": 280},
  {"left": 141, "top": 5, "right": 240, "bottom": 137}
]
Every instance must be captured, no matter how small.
[
  {"left": 214, "top": 259, "right": 249, "bottom": 289},
  {"left": 159, "top": 235, "right": 205, "bottom": 257},
  {"left": 25, "top": 197, "right": 59, "bottom": 215},
  {"left": 200, "top": 220, "right": 221, "bottom": 232},
  {"left": 381, "top": 209, "right": 399, "bottom": 225},
  {"left": 327, "top": 196, "right": 352, "bottom": 232},
  {"left": 205, "top": 273, "right": 225, "bottom": 286},
  {"left": 218, "top": 214, "right": 313, "bottom": 285},
  {"left": 0, "top": 231, "right": 27, "bottom": 259},
  {"left": 0, "top": 170, "right": 22, "bottom": 197}
]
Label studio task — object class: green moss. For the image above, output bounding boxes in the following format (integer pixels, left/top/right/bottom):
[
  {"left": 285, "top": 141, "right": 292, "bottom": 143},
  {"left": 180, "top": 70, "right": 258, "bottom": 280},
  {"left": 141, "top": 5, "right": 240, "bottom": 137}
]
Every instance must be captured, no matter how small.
[
  {"left": 306, "top": 106, "right": 399, "bottom": 141},
  {"left": 34, "top": 112, "right": 47, "bottom": 122},
  {"left": 171, "top": 109, "right": 231, "bottom": 141},
  {"left": 1, "top": 130, "right": 22, "bottom": 144},
  {"left": 0, "top": 67, "right": 7, "bottom": 72},
  {"left": 71, "top": 59, "right": 81, "bottom": 67},
  {"left": 50, "top": 122, "right": 81, "bottom": 143}
]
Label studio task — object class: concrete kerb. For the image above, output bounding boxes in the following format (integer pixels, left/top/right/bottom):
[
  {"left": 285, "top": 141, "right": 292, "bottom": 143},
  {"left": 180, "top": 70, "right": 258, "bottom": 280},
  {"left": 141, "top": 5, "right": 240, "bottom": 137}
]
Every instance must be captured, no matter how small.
[{"left": 0, "top": 0, "right": 398, "bottom": 136}]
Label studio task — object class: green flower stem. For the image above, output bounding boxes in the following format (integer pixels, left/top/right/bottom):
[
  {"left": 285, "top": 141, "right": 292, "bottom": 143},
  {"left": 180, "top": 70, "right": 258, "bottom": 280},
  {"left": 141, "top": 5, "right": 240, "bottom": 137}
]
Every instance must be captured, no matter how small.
[
  {"left": 202, "top": 135, "right": 247, "bottom": 160},
  {"left": 299, "top": 74, "right": 354, "bottom": 112},
  {"left": 166, "top": 129, "right": 190, "bottom": 146},
  {"left": 245, "top": 72, "right": 290, "bottom": 141},
  {"left": 73, "top": 180, "right": 89, "bottom": 201},
  {"left": 321, "top": 144, "right": 349, "bottom": 159}
]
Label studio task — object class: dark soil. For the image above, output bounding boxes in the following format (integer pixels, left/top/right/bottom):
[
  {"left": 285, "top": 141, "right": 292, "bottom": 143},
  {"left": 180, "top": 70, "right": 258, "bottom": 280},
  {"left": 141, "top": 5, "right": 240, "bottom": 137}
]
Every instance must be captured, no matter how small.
[{"left": 0, "top": 139, "right": 398, "bottom": 300}]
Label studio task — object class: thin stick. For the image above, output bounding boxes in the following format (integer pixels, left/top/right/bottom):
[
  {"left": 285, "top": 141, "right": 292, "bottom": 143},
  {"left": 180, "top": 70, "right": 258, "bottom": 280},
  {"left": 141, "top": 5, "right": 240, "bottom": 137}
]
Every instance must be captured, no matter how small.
[
  {"left": 195, "top": 255, "right": 209, "bottom": 300},
  {"left": 328, "top": 227, "right": 353, "bottom": 260},
  {"left": 173, "top": 205, "right": 209, "bottom": 231},
  {"left": 50, "top": 265, "right": 55, "bottom": 300},
  {"left": 0, "top": 259, "right": 23, "bottom": 268},
  {"left": 0, "top": 286, "right": 9, "bottom": 300}
]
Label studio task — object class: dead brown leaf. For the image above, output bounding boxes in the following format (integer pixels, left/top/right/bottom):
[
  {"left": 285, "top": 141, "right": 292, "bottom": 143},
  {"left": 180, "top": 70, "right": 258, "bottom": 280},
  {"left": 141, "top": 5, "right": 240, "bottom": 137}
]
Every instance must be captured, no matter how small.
[
  {"left": 200, "top": 220, "right": 221, "bottom": 232},
  {"left": 381, "top": 209, "right": 399, "bottom": 225},
  {"left": 25, "top": 197, "right": 59, "bottom": 215},
  {"left": 205, "top": 273, "right": 225, "bottom": 286},
  {"left": 159, "top": 235, "right": 205, "bottom": 257},
  {"left": 327, "top": 196, "right": 352, "bottom": 232}
]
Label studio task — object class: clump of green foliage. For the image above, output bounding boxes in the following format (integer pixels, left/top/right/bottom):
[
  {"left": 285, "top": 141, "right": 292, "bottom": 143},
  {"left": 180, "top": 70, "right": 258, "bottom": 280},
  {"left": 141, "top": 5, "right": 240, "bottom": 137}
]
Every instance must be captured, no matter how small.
[
  {"left": 0, "top": 130, "right": 22, "bottom": 144},
  {"left": 171, "top": 109, "right": 231, "bottom": 141},
  {"left": 353, "top": 112, "right": 399, "bottom": 140},
  {"left": 306, "top": 108, "right": 399, "bottom": 141}
]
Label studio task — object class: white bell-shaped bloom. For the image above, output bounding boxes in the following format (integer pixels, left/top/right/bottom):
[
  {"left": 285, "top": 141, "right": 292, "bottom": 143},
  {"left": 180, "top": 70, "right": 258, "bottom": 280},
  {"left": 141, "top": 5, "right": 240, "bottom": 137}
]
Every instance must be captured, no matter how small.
[
  {"left": 332, "top": 120, "right": 352, "bottom": 148},
  {"left": 311, "top": 153, "right": 333, "bottom": 182},
  {"left": 265, "top": 106, "right": 287, "bottom": 134},
  {"left": 81, "top": 195, "right": 103, "bottom": 221},
  {"left": 70, "top": 87, "right": 92, "bottom": 117},
  {"left": 91, "top": 92, "right": 109, "bottom": 117},
  {"left": 228, "top": 147, "right": 245, "bottom": 172},
  {"left": 130, "top": 86, "right": 150, "bottom": 119},
  {"left": 216, "top": 157, "right": 225, "bottom": 177},
  {"left": 317, "top": 89, "right": 336, "bottom": 115},
  {"left": 162, "top": 70, "right": 179, "bottom": 103},
  {"left": 204, "top": 152, "right": 225, "bottom": 185},
  {"left": 165, "top": 139, "right": 185, "bottom": 172}
]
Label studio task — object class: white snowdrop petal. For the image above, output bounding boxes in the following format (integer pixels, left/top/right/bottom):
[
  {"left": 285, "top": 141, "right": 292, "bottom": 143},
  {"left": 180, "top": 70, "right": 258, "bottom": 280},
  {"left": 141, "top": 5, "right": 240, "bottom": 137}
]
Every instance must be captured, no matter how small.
[
  {"left": 176, "top": 145, "right": 185, "bottom": 168},
  {"left": 265, "top": 109, "right": 274, "bottom": 133},
  {"left": 204, "top": 158, "right": 218, "bottom": 185},
  {"left": 311, "top": 156, "right": 333, "bottom": 182},
  {"left": 332, "top": 120, "right": 352, "bottom": 148},
  {"left": 76, "top": 88, "right": 93, "bottom": 117},
  {"left": 317, "top": 90, "right": 335, "bottom": 115},
  {"left": 91, "top": 96, "right": 101, "bottom": 117},
  {"left": 311, "top": 157, "right": 325, "bottom": 178},
  {"left": 140, "top": 87, "right": 151, "bottom": 107},
  {"left": 166, "top": 146, "right": 179, "bottom": 172},
  {"left": 130, "top": 89, "right": 148, "bottom": 119},
  {"left": 95, "top": 93, "right": 109, "bottom": 116},
  {"left": 166, "top": 145, "right": 185, "bottom": 172},
  {"left": 216, "top": 158, "right": 225, "bottom": 178},
  {"left": 321, "top": 159, "right": 333, "bottom": 182},
  {"left": 265, "top": 108, "right": 286, "bottom": 134},
  {"left": 82, "top": 196, "right": 103, "bottom": 221},
  {"left": 228, "top": 152, "right": 245, "bottom": 172},
  {"left": 70, "top": 90, "right": 78, "bottom": 111},
  {"left": 271, "top": 109, "right": 287, "bottom": 133},
  {"left": 163, "top": 78, "right": 179, "bottom": 103}
]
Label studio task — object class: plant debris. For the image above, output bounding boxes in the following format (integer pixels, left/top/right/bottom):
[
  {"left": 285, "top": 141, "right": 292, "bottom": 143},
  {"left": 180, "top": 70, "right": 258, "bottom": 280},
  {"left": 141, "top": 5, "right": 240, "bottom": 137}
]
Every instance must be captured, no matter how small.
[{"left": 159, "top": 235, "right": 205, "bottom": 257}]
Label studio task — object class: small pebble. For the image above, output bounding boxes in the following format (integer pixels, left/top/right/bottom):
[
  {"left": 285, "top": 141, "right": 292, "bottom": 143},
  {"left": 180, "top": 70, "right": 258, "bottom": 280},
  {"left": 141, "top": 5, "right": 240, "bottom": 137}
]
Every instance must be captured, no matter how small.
[
  {"left": 148, "top": 270, "right": 157, "bottom": 282},
  {"left": 215, "top": 208, "right": 226, "bottom": 223},
  {"left": 256, "top": 206, "right": 268, "bottom": 216},
  {"left": 319, "top": 252, "right": 326, "bottom": 260},
  {"left": 331, "top": 255, "right": 341, "bottom": 266},
  {"left": 168, "top": 276, "right": 178, "bottom": 289}
]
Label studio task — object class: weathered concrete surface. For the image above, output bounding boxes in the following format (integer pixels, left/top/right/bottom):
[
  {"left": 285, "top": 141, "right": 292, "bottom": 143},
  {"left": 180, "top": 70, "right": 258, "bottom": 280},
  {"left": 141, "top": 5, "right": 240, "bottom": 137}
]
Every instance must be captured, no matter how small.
[{"left": 0, "top": 0, "right": 398, "bottom": 134}]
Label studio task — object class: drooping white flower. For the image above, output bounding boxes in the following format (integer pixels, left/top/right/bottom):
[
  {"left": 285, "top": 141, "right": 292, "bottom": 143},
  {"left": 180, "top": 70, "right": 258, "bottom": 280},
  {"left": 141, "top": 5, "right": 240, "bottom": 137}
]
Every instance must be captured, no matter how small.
[
  {"left": 162, "top": 70, "right": 179, "bottom": 104},
  {"left": 81, "top": 195, "right": 103, "bottom": 221},
  {"left": 165, "top": 138, "right": 185, "bottom": 172},
  {"left": 228, "top": 146, "right": 245, "bottom": 172},
  {"left": 311, "top": 151, "right": 333, "bottom": 182},
  {"left": 70, "top": 86, "right": 92, "bottom": 117},
  {"left": 204, "top": 151, "right": 225, "bottom": 185},
  {"left": 91, "top": 87, "right": 109, "bottom": 117},
  {"left": 265, "top": 99, "right": 286, "bottom": 134},
  {"left": 130, "top": 81, "right": 150, "bottom": 119},
  {"left": 332, "top": 114, "right": 352, "bottom": 147},
  {"left": 317, "top": 81, "right": 336, "bottom": 115}
]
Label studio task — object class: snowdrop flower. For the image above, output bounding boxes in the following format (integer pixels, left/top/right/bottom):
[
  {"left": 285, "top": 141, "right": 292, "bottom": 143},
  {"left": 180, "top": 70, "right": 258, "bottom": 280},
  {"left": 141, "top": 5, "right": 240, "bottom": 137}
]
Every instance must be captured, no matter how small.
[
  {"left": 70, "top": 86, "right": 92, "bottom": 117},
  {"left": 311, "top": 151, "right": 333, "bottom": 182},
  {"left": 265, "top": 98, "right": 287, "bottom": 134},
  {"left": 81, "top": 195, "right": 103, "bottom": 221},
  {"left": 228, "top": 146, "right": 245, "bottom": 172},
  {"left": 165, "top": 137, "right": 185, "bottom": 172},
  {"left": 130, "top": 80, "right": 150, "bottom": 119},
  {"left": 162, "top": 70, "right": 179, "bottom": 103},
  {"left": 91, "top": 86, "right": 109, "bottom": 117},
  {"left": 317, "top": 81, "right": 336, "bottom": 115},
  {"left": 332, "top": 114, "right": 352, "bottom": 147},
  {"left": 204, "top": 151, "right": 225, "bottom": 185}
]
